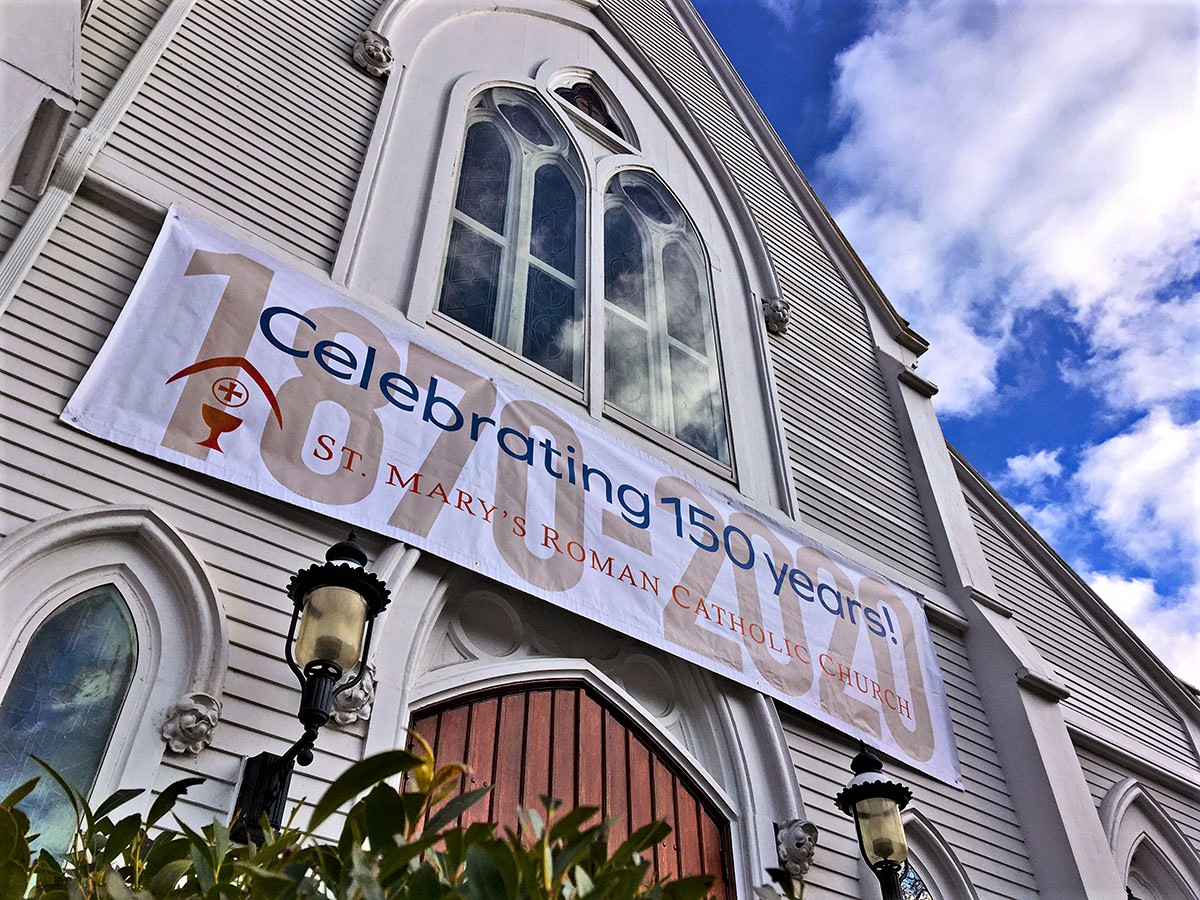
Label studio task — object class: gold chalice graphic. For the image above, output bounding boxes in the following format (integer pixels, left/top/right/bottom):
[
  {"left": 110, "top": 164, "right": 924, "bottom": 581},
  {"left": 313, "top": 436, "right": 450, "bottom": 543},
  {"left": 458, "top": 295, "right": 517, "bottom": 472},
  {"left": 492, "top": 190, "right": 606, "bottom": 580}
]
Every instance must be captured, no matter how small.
[{"left": 198, "top": 402, "right": 244, "bottom": 452}]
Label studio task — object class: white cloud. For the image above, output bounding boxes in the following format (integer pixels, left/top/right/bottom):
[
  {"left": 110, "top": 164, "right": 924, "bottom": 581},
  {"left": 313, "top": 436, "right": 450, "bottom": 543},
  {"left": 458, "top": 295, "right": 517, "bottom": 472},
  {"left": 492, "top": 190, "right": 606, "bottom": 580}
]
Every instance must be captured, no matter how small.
[
  {"left": 760, "top": 0, "right": 802, "bottom": 28},
  {"left": 1004, "top": 448, "right": 1063, "bottom": 487},
  {"left": 1086, "top": 571, "right": 1200, "bottom": 687},
  {"left": 1074, "top": 408, "right": 1200, "bottom": 568},
  {"left": 812, "top": 1, "right": 1200, "bottom": 690},
  {"left": 819, "top": 0, "right": 1200, "bottom": 417}
]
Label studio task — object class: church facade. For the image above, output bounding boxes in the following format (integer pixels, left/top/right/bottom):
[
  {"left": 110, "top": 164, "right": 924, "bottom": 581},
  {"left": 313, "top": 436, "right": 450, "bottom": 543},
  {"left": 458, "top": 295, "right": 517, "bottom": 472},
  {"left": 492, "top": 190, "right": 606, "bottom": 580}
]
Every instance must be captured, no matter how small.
[{"left": 1, "top": 1, "right": 1198, "bottom": 897}]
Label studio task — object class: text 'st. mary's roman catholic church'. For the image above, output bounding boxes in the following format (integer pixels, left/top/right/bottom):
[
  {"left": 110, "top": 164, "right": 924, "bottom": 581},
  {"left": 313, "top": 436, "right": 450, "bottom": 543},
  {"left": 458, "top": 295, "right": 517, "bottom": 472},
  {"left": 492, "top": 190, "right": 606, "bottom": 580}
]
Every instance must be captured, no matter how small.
[{"left": 1, "top": 1, "right": 1197, "bottom": 898}]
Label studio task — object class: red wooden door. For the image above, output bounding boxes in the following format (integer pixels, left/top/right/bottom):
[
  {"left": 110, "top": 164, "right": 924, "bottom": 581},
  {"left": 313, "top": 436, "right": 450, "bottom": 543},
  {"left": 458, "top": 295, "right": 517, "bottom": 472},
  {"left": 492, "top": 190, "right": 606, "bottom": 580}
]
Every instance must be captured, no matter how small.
[{"left": 409, "top": 683, "right": 731, "bottom": 898}]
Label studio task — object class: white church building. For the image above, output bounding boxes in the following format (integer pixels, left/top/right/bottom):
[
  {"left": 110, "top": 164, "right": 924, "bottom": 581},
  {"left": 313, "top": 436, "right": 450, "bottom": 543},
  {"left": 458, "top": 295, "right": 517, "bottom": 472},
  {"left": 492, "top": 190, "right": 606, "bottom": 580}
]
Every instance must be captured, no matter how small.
[{"left": 1, "top": 0, "right": 1198, "bottom": 897}]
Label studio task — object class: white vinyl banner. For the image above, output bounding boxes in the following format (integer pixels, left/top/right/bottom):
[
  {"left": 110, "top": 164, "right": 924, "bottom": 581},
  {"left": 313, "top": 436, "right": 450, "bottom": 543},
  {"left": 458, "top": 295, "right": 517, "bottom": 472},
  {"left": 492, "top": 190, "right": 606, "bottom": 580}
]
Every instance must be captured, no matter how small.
[{"left": 65, "top": 210, "right": 961, "bottom": 786}]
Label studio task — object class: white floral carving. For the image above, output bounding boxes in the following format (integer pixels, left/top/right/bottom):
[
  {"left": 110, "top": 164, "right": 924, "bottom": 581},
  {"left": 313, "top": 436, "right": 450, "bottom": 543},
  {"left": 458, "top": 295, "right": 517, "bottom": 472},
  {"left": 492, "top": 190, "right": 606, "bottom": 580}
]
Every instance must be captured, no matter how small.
[
  {"left": 762, "top": 296, "right": 791, "bottom": 335},
  {"left": 353, "top": 29, "right": 394, "bottom": 77},
  {"left": 776, "top": 818, "right": 819, "bottom": 877},
  {"left": 332, "top": 664, "right": 375, "bottom": 726},
  {"left": 161, "top": 692, "right": 221, "bottom": 754}
]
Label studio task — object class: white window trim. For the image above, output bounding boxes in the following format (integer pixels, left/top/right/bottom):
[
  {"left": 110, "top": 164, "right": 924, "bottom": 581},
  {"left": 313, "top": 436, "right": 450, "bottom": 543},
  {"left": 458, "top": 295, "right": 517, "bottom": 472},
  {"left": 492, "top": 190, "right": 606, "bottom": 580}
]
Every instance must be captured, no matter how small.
[
  {"left": 1099, "top": 777, "right": 1200, "bottom": 898},
  {"left": 0, "top": 506, "right": 228, "bottom": 813},
  {"left": 899, "top": 807, "right": 980, "bottom": 900}
]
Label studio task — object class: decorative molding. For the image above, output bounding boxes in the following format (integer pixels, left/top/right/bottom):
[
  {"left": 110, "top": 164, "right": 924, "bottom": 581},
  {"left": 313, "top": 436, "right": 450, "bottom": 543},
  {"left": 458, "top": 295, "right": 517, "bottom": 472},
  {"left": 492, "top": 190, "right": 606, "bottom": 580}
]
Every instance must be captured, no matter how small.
[
  {"left": 1016, "top": 667, "right": 1071, "bottom": 703},
  {"left": 968, "top": 586, "right": 1013, "bottom": 618},
  {"left": 774, "top": 818, "right": 818, "bottom": 878},
  {"left": 761, "top": 296, "right": 791, "bottom": 335},
  {"left": 161, "top": 691, "right": 221, "bottom": 754},
  {"left": 353, "top": 29, "right": 394, "bottom": 77},
  {"left": 901, "top": 807, "right": 981, "bottom": 900},
  {"left": 898, "top": 367, "right": 939, "bottom": 398},
  {"left": 1099, "top": 777, "right": 1200, "bottom": 897},
  {"left": 332, "top": 664, "right": 376, "bottom": 726}
]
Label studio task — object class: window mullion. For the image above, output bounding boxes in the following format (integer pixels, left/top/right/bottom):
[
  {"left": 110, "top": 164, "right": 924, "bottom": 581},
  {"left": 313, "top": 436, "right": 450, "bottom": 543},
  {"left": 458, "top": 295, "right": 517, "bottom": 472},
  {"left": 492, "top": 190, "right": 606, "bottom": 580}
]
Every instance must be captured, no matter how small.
[
  {"left": 648, "top": 231, "right": 673, "bottom": 434},
  {"left": 507, "top": 154, "right": 539, "bottom": 355}
]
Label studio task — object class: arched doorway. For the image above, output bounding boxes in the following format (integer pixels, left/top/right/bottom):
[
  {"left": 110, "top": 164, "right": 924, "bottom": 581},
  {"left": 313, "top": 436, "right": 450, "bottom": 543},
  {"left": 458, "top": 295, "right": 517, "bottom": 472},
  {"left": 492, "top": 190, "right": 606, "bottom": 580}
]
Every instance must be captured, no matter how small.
[{"left": 409, "top": 682, "right": 732, "bottom": 897}]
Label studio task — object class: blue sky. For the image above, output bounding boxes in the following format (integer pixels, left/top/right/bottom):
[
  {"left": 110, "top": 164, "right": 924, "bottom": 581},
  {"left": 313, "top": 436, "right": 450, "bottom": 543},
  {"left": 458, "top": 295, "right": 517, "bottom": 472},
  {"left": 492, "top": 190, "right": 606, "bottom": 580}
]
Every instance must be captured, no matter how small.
[{"left": 692, "top": 0, "right": 1200, "bottom": 683}]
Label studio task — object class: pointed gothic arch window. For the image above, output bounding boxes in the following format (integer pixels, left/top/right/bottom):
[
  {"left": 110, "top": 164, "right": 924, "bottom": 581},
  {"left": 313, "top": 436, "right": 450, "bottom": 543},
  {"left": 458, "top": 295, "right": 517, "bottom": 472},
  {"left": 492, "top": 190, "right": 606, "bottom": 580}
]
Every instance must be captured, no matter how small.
[
  {"left": 1099, "top": 777, "right": 1200, "bottom": 899},
  {"left": 0, "top": 584, "right": 137, "bottom": 850},
  {"left": 409, "top": 682, "right": 732, "bottom": 897},
  {"left": 438, "top": 87, "right": 586, "bottom": 385},
  {"left": 0, "top": 507, "right": 229, "bottom": 834},
  {"left": 604, "top": 170, "right": 729, "bottom": 464}
]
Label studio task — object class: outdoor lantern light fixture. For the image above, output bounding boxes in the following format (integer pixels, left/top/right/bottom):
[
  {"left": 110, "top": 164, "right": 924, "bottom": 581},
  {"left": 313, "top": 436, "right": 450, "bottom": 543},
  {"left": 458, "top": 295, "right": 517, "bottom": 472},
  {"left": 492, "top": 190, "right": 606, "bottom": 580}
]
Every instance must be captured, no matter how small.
[
  {"left": 232, "top": 532, "right": 391, "bottom": 843},
  {"left": 835, "top": 744, "right": 913, "bottom": 900}
]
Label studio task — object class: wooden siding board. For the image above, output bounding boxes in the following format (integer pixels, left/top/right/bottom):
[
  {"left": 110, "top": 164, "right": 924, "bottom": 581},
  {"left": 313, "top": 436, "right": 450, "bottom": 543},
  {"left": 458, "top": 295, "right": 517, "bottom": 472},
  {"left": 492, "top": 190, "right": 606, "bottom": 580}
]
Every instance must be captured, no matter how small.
[
  {"left": 71, "top": 0, "right": 171, "bottom": 132},
  {"left": 101, "top": 0, "right": 384, "bottom": 270},
  {"left": 0, "top": 188, "right": 36, "bottom": 260},
  {"left": 967, "top": 497, "right": 1197, "bottom": 767}
]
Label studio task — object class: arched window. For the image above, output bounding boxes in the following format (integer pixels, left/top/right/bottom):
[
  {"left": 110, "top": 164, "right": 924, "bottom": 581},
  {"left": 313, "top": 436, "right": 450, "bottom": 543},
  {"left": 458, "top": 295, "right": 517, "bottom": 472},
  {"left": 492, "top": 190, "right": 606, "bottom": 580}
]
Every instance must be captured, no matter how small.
[
  {"left": 0, "top": 507, "right": 229, "bottom": 833},
  {"left": 438, "top": 87, "right": 586, "bottom": 385},
  {"left": 1099, "top": 777, "right": 1200, "bottom": 900},
  {"left": 409, "top": 683, "right": 732, "bottom": 898},
  {"left": 604, "top": 170, "right": 729, "bottom": 464},
  {"left": 0, "top": 584, "right": 137, "bottom": 850}
]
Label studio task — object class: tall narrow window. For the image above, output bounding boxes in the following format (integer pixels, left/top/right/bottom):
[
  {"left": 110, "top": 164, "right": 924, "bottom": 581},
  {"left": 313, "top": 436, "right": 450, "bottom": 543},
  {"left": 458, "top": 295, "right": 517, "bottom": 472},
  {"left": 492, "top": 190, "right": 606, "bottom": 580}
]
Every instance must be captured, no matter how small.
[
  {"left": 604, "top": 170, "right": 729, "bottom": 465},
  {"left": 0, "top": 585, "right": 137, "bottom": 851},
  {"left": 439, "top": 88, "right": 585, "bottom": 385}
]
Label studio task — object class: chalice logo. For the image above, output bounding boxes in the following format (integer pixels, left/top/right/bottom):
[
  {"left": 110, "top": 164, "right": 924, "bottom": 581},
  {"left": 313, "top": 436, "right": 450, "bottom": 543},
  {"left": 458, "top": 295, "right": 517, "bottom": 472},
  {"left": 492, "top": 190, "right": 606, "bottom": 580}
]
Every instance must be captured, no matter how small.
[{"left": 165, "top": 355, "right": 283, "bottom": 453}]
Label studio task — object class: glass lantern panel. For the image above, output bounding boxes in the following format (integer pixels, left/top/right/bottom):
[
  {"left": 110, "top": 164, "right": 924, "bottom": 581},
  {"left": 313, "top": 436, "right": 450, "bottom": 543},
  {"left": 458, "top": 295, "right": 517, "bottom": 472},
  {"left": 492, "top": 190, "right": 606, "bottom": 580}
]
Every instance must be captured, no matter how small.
[
  {"left": 854, "top": 795, "right": 909, "bottom": 866},
  {"left": 295, "top": 586, "right": 368, "bottom": 670},
  {"left": 0, "top": 584, "right": 137, "bottom": 853}
]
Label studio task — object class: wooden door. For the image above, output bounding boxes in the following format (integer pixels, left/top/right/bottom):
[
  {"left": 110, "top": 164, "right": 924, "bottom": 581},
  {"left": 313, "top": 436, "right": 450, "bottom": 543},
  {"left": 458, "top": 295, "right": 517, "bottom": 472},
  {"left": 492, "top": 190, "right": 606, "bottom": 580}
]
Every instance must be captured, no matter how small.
[{"left": 409, "top": 683, "right": 731, "bottom": 898}]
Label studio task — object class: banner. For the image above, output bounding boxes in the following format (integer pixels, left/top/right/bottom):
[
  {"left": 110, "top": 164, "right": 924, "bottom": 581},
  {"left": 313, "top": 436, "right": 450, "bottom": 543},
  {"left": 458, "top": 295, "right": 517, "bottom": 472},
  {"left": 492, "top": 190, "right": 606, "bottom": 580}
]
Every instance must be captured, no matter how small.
[{"left": 64, "top": 210, "right": 961, "bottom": 785}]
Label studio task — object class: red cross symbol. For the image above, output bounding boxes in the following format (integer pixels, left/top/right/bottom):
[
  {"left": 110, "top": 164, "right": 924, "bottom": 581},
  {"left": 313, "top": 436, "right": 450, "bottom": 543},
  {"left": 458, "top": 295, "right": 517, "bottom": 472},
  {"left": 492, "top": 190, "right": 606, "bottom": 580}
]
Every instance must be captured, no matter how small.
[{"left": 211, "top": 377, "right": 249, "bottom": 408}]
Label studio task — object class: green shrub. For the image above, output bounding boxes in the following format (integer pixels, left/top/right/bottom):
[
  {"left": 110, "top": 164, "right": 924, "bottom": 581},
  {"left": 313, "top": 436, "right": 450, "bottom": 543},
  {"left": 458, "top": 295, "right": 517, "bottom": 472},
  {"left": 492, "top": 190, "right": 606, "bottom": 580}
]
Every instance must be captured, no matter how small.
[{"left": 0, "top": 739, "right": 712, "bottom": 900}]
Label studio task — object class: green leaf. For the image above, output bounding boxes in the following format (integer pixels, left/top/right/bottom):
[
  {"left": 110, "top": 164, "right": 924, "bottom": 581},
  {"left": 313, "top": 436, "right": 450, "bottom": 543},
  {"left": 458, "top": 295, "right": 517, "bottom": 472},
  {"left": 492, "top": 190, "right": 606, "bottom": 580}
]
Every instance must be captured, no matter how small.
[
  {"left": 94, "top": 813, "right": 143, "bottom": 870},
  {"left": 348, "top": 844, "right": 385, "bottom": 900},
  {"left": 660, "top": 874, "right": 715, "bottom": 900},
  {"left": 147, "top": 777, "right": 205, "bottom": 828},
  {"left": 147, "top": 857, "right": 192, "bottom": 896},
  {"left": 0, "top": 808, "right": 21, "bottom": 864},
  {"left": 548, "top": 806, "right": 600, "bottom": 843},
  {"left": 362, "top": 784, "right": 408, "bottom": 850},
  {"left": 31, "top": 757, "right": 87, "bottom": 828},
  {"left": 94, "top": 788, "right": 144, "bottom": 821},
  {"left": 1, "top": 778, "right": 39, "bottom": 811},
  {"left": 0, "top": 860, "right": 30, "bottom": 900},
  {"left": 309, "top": 749, "right": 423, "bottom": 833},
  {"left": 105, "top": 866, "right": 136, "bottom": 900},
  {"left": 612, "top": 821, "right": 669, "bottom": 861},
  {"left": 463, "top": 843, "right": 513, "bottom": 900},
  {"left": 421, "top": 785, "right": 491, "bottom": 838}
]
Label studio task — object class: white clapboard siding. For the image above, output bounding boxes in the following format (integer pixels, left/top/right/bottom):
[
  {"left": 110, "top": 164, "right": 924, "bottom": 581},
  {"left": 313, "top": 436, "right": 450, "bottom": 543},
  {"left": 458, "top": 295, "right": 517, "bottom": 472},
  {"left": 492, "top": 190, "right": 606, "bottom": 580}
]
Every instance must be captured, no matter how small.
[
  {"left": 1075, "top": 743, "right": 1200, "bottom": 855},
  {"left": 600, "top": 0, "right": 943, "bottom": 589},
  {"left": 781, "top": 622, "right": 1041, "bottom": 899},
  {"left": 965, "top": 494, "right": 1198, "bottom": 770},
  {"left": 100, "top": 0, "right": 384, "bottom": 271},
  {"left": 70, "top": 0, "right": 172, "bottom": 137},
  {"left": 0, "top": 188, "right": 36, "bottom": 261},
  {"left": 0, "top": 191, "right": 373, "bottom": 830}
]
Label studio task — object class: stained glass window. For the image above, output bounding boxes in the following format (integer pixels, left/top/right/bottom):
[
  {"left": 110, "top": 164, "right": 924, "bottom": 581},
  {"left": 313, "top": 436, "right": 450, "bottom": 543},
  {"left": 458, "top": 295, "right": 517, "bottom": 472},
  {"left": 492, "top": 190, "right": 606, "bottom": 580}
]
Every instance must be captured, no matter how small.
[
  {"left": 0, "top": 584, "right": 137, "bottom": 852},
  {"left": 900, "top": 862, "right": 936, "bottom": 900},
  {"left": 603, "top": 170, "right": 729, "bottom": 465},
  {"left": 439, "top": 88, "right": 584, "bottom": 386}
]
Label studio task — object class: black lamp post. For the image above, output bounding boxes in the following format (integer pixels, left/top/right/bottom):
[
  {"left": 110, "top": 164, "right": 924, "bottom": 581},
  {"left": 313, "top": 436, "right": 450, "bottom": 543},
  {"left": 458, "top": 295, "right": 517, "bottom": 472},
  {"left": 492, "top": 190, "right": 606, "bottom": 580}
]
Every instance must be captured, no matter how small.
[
  {"left": 834, "top": 744, "right": 913, "bottom": 900},
  {"left": 231, "top": 532, "right": 391, "bottom": 843}
]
